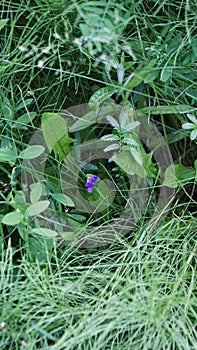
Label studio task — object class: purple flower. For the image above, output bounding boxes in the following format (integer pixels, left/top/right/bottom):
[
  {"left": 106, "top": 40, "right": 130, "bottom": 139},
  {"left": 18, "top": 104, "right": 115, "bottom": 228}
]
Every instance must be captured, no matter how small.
[
  {"left": 85, "top": 183, "right": 94, "bottom": 193},
  {"left": 89, "top": 176, "right": 99, "bottom": 183},
  {"left": 85, "top": 175, "right": 99, "bottom": 193}
]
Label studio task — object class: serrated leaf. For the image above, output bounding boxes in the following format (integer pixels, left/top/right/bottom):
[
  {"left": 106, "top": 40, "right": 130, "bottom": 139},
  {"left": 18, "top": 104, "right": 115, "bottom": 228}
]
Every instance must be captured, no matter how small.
[
  {"left": 123, "top": 136, "right": 138, "bottom": 147},
  {"left": 182, "top": 123, "right": 195, "bottom": 130},
  {"left": 101, "top": 134, "right": 119, "bottom": 141},
  {"left": 2, "top": 211, "right": 23, "bottom": 226},
  {"left": 186, "top": 114, "right": 197, "bottom": 124},
  {"left": 124, "top": 121, "right": 140, "bottom": 131},
  {"left": 18, "top": 145, "right": 45, "bottom": 159},
  {"left": 30, "top": 182, "right": 43, "bottom": 203},
  {"left": 32, "top": 227, "right": 57, "bottom": 237},
  {"left": 106, "top": 115, "right": 120, "bottom": 129},
  {"left": 51, "top": 193, "right": 75, "bottom": 207},
  {"left": 190, "top": 128, "right": 197, "bottom": 140},
  {"left": 26, "top": 200, "right": 50, "bottom": 216},
  {"left": 104, "top": 143, "right": 120, "bottom": 152}
]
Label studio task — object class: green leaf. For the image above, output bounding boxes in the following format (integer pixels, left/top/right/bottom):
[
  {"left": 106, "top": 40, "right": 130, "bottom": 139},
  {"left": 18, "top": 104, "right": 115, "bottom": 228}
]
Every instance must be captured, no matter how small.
[
  {"left": 59, "top": 231, "right": 77, "bottom": 241},
  {"left": 26, "top": 200, "right": 50, "bottom": 216},
  {"left": 160, "top": 67, "right": 172, "bottom": 82},
  {"left": 79, "top": 23, "right": 91, "bottom": 36},
  {"left": 15, "top": 99, "right": 33, "bottom": 111},
  {"left": 30, "top": 182, "right": 43, "bottom": 204},
  {"left": 18, "top": 145, "right": 45, "bottom": 159},
  {"left": 0, "top": 19, "right": 9, "bottom": 31},
  {"left": 2, "top": 211, "right": 23, "bottom": 226},
  {"left": 111, "top": 149, "right": 145, "bottom": 177},
  {"left": 163, "top": 164, "right": 196, "bottom": 188},
  {"left": 167, "top": 130, "right": 186, "bottom": 144},
  {"left": 16, "top": 112, "right": 37, "bottom": 125},
  {"left": 51, "top": 193, "right": 75, "bottom": 207},
  {"left": 0, "top": 148, "right": 17, "bottom": 163},
  {"left": 89, "top": 86, "right": 117, "bottom": 106},
  {"left": 70, "top": 111, "right": 99, "bottom": 132},
  {"left": 140, "top": 105, "right": 194, "bottom": 115},
  {"left": 144, "top": 69, "right": 159, "bottom": 83},
  {"left": 32, "top": 227, "right": 57, "bottom": 237},
  {"left": 190, "top": 128, "right": 197, "bottom": 140},
  {"left": 1, "top": 96, "right": 14, "bottom": 120},
  {"left": 41, "top": 112, "right": 74, "bottom": 161}
]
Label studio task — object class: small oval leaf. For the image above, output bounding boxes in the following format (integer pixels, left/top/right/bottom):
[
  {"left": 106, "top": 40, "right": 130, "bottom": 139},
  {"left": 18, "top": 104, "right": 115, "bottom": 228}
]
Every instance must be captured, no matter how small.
[
  {"left": 30, "top": 182, "right": 43, "bottom": 203},
  {"left": 2, "top": 212, "right": 23, "bottom": 226},
  {"left": 18, "top": 145, "right": 45, "bottom": 159},
  {"left": 32, "top": 227, "right": 57, "bottom": 237},
  {"left": 26, "top": 200, "right": 50, "bottom": 216},
  {"left": 51, "top": 193, "right": 75, "bottom": 207}
]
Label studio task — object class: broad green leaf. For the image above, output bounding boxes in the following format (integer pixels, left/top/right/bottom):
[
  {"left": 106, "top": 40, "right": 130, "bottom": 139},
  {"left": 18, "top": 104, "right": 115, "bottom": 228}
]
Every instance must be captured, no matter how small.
[
  {"left": 111, "top": 149, "right": 145, "bottom": 177},
  {"left": 88, "top": 86, "right": 117, "bottom": 106},
  {"left": 70, "top": 111, "right": 99, "bottom": 132},
  {"left": 163, "top": 164, "right": 196, "bottom": 188},
  {"left": 30, "top": 182, "right": 43, "bottom": 203},
  {"left": 0, "top": 148, "right": 17, "bottom": 163},
  {"left": 0, "top": 19, "right": 9, "bottom": 30},
  {"left": 18, "top": 145, "right": 45, "bottom": 159},
  {"left": 41, "top": 112, "right": 74, "bottom": 161},
  {"left": 2, "top": 211, "right": 23, "bottom": 225},
  {"left": 26, "top": 200, "right": 50, "bottom": 216},
  {"left": 131, "top": 148, "right": 143, "bottom": 166},
  {"left": 32, "top": 227, "right": 57, "bottom": 237},
  {"left": 51, "top": 193, "right": 75, "bottom": 207}
]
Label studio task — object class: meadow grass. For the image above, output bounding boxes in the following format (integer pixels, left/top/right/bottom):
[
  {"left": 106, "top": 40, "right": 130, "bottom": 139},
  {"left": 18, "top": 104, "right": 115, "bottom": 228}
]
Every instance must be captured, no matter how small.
[
  {"left": 0, "top": 214, "right": 196, "bottom": 349},
  {"left": 0, "top": 0, "right": 197, "bottom": 349}
]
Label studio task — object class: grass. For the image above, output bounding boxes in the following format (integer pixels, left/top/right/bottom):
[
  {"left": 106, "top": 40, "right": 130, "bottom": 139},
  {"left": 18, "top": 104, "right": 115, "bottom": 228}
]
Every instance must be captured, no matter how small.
[
  {"left": 0, "top": 0, "right": 197, "bottom": 349},
  {"left": 0, "top": 216, "right": 196, "bottom": 349}
]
